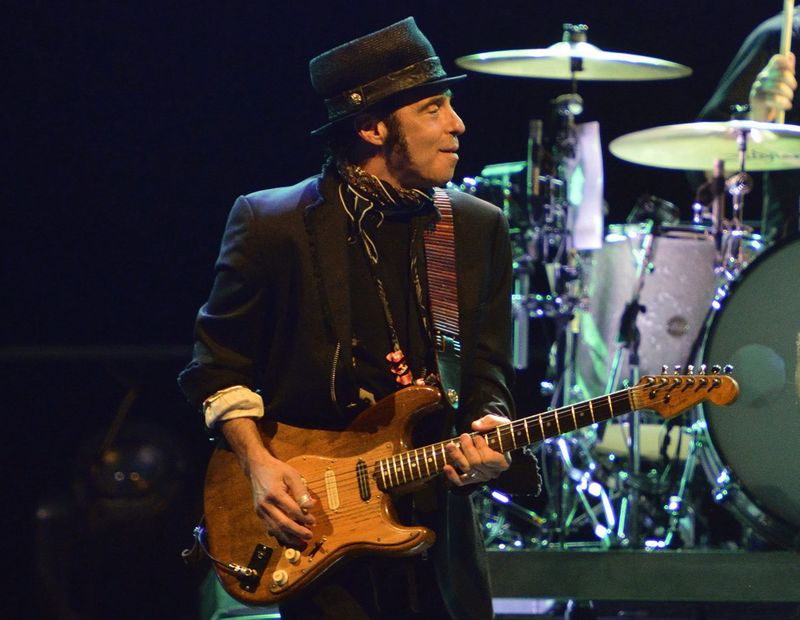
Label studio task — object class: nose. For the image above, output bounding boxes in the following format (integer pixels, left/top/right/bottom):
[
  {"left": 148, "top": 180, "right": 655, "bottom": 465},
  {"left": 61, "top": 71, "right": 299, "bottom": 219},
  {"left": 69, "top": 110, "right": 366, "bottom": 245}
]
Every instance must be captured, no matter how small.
[{"left": 447, "top": 104, "right": 466, "bottom": 135}]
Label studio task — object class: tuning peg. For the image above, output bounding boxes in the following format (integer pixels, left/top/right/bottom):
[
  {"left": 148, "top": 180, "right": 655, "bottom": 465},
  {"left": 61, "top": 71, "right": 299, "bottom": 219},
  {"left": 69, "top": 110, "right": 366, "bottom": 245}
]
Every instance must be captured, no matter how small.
[
  {"left": 700, "top": 364, "right": 707, "bottom": 375},
  {"left": 673, "top": 365, "right": 682, "bottom": 375},
  {"left": 661, "top": 365, "right": 668, "bottom": 375},
  {"left": 723, "top": 364, "right": 734, "bottom": 374},
  {"left": 687, "top": 365, "right": 695, "bottom": 375},
  {"left": 712, "top": 365, "right": 721, "bottom": 374}
]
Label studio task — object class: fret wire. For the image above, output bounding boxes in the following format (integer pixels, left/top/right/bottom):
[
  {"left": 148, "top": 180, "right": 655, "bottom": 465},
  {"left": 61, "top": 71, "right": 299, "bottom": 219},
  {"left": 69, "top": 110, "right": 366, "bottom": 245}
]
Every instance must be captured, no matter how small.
[
  {"left": 524, "top": 418, "right": 531, "bottom": 444},
  {"left": 392, "top": 458, "right": 397, "bottom": 487},
  {"left": 379, "top": 459, "right": 388, "bottom": 489},
  {"left": 538, "top": 413, "right": 545, "bottom": 439},
  {"left": 406, "top": 450, "right": 415, "bottom": 482},
  {"left": 506, "top": 424, "right": 516, "bottom": 450},
  {"left": 588, "top": 400, "right": 595, "bottom": 423},
  {"left": 571, "top": 405, "right": 577, "bottom": 429},
  {"left": 394, "top": 454, "right": 404, "bottom": 485}
]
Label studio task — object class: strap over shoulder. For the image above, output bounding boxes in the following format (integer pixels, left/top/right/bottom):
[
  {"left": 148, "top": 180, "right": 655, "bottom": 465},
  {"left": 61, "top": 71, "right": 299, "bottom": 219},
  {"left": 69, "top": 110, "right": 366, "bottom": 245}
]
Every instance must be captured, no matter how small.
[{"left": 424, "top": 189, "right": 461, "bottom": 408}]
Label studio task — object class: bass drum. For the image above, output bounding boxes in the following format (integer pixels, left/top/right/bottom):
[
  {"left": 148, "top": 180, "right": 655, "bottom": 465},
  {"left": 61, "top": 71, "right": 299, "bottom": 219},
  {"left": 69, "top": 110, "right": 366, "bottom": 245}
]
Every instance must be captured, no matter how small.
[{"left": 695, "top": 236, "right": 800, "bottom": 548}]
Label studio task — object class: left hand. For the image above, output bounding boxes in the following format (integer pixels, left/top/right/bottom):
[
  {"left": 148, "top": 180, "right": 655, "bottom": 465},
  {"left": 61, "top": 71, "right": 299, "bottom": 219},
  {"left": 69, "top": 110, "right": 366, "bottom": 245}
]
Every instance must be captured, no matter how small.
[{"left": 443, "top": 413, "right": 511, "bottom": 486}]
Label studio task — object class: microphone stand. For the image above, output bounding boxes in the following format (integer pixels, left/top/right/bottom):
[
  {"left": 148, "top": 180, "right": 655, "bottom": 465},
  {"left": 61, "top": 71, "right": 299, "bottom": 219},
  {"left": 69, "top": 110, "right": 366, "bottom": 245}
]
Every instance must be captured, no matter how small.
[{"left": 603, "top": 220, "right": 656, "bottom": 547}]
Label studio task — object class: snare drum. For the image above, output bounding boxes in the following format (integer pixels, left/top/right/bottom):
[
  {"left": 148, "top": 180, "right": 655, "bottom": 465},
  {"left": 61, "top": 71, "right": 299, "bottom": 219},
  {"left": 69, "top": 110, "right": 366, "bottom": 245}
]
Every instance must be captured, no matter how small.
[{"left": 694, "top": 236, "right": 800, "bottom": 548}]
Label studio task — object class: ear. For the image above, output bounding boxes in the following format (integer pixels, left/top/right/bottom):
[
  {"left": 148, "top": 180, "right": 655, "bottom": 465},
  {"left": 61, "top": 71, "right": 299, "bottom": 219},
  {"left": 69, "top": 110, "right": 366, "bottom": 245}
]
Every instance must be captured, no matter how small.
[{"left": 354, "top": 114, "right": 389, "bottom": 147}]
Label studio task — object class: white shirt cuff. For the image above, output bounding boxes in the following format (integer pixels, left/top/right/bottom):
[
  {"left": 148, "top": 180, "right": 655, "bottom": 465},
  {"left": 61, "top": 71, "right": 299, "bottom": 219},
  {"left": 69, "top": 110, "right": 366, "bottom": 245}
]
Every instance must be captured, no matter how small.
[{"left": 202, "top": 385, "right": 264, "bottom": 429}]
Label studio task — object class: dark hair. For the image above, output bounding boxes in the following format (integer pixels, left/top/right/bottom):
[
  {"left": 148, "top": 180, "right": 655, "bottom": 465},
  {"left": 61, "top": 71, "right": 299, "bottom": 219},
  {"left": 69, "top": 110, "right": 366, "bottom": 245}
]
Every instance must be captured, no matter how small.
[{"left": 321, "top": 101, "right": 400, "bottom": 163}]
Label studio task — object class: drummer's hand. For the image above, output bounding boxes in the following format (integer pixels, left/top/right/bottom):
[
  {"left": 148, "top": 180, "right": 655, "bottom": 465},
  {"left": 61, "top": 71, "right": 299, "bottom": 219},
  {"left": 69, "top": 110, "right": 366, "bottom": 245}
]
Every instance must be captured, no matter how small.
[{"left": 750, "top": 53, "right": 796, "bottom": 122}]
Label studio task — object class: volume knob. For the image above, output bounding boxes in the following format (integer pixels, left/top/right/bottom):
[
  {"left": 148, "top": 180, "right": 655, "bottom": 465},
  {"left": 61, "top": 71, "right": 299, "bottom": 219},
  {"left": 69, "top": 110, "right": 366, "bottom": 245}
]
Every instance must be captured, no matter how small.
[
  {"left": 272, "top": 569, "right": 289, "bottom": 587},
  {"left": 284, "top": 548, "right": 302, "bottom": 565}
]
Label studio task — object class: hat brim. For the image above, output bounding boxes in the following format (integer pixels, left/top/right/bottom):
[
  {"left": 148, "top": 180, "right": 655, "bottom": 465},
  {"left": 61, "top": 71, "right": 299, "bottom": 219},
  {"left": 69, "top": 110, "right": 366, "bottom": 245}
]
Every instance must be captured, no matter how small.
[{"left": 310, "top": 74, "right": 466, "bottom": 137}]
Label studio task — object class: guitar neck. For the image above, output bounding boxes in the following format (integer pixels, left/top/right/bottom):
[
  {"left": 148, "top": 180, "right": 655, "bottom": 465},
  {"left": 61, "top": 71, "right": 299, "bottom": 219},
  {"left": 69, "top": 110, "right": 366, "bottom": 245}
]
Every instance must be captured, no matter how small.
[{"left": 375, "top": 386, "right": 635, "bottom": 491}]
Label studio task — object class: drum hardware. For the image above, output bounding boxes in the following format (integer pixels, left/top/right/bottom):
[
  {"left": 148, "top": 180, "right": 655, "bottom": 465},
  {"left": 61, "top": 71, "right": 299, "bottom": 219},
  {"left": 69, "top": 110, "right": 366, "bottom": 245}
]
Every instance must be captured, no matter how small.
[
  {"left": 477, "top": 486, "right": 546, "bottom": 549},
  {"left": 599, "top": 220, "right": 660, "bottom": 548},
  {"left": 459, "top": 24, "right": 711, "bottom": 551},
  {"left": 572, "top": 220, "right": 746, "bottom": 549},
  {"left": 640, "top": 416, "right": 704, "bottom": 549},
  {"left": 610, "top": 119, "right": 800, "bottom": 274}
]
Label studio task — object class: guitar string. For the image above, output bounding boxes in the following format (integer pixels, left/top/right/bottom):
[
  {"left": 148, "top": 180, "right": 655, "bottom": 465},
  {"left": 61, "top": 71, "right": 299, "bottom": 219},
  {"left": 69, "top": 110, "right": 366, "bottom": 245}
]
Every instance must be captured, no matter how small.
[
  {"left": 283, "top": 381, "right": 719, "bottom": 522},
  {"left": 288, "top": 382, "right": 711, "bottom": 510},
  {"left": 289, "top": 388, "right": 643, "bottom": 504}
]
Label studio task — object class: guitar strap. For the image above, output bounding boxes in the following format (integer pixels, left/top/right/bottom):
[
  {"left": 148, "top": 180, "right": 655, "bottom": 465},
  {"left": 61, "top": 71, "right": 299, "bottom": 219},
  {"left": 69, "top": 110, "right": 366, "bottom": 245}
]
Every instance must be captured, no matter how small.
[{"left": 423, "top": 189, "right": 461, "bottom": 408}]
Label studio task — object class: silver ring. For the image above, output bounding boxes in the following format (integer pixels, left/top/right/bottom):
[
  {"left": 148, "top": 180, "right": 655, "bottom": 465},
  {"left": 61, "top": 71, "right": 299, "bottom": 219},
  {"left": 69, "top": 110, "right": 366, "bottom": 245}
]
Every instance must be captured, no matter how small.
[{"left": 297, "top": 493, "right": 311, "bottom": 507}]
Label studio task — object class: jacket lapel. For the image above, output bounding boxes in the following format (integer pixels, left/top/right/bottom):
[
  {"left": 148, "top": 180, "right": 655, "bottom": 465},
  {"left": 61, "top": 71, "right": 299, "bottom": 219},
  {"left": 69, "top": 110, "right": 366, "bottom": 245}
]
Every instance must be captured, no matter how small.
[{"left": 303, "top": 176, "right": 352, "bottom": 354}]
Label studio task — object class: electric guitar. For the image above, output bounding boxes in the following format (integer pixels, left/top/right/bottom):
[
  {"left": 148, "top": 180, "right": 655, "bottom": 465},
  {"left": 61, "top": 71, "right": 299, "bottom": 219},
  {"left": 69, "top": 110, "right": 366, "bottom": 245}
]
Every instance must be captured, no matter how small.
[{"left": 202, "top": 367, "right": 739, "bottom": 605}]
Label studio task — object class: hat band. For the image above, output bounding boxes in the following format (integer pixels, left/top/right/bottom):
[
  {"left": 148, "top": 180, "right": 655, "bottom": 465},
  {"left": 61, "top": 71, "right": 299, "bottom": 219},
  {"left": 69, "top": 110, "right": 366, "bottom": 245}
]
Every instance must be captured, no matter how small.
[{"left": 324, "top": 56, "right": 446, "bottom": 121}]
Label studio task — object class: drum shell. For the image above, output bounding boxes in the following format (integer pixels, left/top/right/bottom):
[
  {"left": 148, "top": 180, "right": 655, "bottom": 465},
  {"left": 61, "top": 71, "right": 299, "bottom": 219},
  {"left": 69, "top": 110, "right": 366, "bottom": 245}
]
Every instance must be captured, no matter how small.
[
  {"left": 576, "top": 224, "right": 719, "bottom": 399},
  {"left": 694, "top": 236, "right": 800, "bottom": 548}
]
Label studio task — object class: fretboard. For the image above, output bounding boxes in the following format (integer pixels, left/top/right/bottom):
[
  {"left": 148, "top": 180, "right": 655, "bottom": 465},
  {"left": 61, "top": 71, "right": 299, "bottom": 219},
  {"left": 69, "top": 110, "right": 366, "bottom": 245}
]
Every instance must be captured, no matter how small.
[{"left": 375, "top": 387, "right": 634, "bottom": 491}]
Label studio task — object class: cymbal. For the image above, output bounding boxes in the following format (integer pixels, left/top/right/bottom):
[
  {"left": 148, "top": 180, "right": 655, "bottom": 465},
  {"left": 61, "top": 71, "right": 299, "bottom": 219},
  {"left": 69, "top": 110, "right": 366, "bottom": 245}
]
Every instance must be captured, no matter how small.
[
  {"left": 609, "top": 120, "right": 800, "bottom": 171},
  {"left": 455, "top": 41, "right": 692, "bottom": 81}
]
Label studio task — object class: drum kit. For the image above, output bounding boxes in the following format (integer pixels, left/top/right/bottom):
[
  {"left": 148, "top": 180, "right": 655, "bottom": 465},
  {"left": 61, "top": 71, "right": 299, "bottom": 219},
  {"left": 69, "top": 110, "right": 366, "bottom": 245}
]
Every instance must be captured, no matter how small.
[{"left": 455, "top": 23, "right": 800, "bottom": 552}]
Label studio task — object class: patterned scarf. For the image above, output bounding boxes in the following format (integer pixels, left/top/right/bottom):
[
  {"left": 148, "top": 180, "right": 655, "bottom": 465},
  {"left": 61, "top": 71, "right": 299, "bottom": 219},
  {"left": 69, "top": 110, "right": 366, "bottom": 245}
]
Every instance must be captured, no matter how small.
[
  {"left": 332, "top": 158, "right": 435, "bottom": 261},
  {"left": 330, "top": 158, "right": 436, "bottom": 386}
]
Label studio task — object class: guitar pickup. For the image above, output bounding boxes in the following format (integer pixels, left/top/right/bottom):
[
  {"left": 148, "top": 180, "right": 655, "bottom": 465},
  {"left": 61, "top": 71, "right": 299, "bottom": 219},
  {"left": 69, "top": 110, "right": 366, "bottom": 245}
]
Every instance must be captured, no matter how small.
[
  {"left": 238, "top": 544, "right": 271, "bottom": 593},
  {"left": 356, "top": 459, "right": 371, "bottom": 501}
]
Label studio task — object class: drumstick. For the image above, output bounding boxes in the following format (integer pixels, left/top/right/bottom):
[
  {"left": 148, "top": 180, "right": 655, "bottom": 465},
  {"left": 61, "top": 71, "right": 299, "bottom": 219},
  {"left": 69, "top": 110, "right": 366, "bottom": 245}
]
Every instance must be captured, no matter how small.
[{"left": 777, "top": 0, "right": 794, "bottom": 123}]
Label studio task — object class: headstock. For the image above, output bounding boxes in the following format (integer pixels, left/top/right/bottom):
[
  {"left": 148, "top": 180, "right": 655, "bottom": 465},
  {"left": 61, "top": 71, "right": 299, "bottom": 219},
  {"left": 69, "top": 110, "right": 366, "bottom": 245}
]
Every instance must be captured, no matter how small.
[{"left": 631, "top": 364, "right": 739, "bottom": 419}]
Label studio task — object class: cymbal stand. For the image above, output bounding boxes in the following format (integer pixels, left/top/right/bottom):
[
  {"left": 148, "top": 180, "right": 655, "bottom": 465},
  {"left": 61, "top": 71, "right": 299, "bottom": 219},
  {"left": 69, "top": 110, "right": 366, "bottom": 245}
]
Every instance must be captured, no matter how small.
[
  {"left": 720, "top": 128, "right": 753, "bottom": 278},
  {"left": 534, "top": 23, "right": 616, "bottom": 548},
  {"left": 644, "top": 413, "right": 704, "bottom": 549}
]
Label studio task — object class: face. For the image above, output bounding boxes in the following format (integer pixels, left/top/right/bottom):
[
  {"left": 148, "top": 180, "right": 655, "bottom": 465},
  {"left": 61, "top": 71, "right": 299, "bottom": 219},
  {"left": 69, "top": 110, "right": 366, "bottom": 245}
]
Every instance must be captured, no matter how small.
[{"left": 368, "top": 91, "right": 466, "bottom": 189}]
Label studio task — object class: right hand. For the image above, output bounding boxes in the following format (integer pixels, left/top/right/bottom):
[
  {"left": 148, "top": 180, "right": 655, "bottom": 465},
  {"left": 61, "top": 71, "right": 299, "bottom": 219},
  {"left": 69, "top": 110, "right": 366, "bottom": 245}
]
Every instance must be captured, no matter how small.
[
  {"left": 750, "top": 52, "right": 797, "bottom": 122},
  {"left": 246, "top": 450, "right": 317, "bottom": 548}
]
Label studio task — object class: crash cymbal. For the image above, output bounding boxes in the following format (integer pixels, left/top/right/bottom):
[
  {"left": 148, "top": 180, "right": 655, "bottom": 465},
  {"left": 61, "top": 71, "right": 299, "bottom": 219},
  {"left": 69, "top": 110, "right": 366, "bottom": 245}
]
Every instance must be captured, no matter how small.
[
  {"left": 609, "top": 120, "right": 800, "bottom": 171},
  {"left": 455, "top": 41, "right": 692, "bottom": 81}
]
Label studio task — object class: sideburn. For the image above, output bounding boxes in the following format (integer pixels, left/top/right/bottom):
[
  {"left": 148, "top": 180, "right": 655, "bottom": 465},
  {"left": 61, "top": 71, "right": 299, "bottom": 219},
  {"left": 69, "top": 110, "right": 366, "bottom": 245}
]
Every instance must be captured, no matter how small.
[{"left": 383, "top": 113, "right": 411, "bottom": 168}]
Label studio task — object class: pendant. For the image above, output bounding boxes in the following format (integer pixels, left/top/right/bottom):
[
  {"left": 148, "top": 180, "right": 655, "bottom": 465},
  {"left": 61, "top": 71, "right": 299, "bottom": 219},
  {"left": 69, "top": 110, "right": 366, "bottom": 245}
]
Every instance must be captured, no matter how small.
[{"left": 386, "top": 349, "right": 413, "bottom": 386}]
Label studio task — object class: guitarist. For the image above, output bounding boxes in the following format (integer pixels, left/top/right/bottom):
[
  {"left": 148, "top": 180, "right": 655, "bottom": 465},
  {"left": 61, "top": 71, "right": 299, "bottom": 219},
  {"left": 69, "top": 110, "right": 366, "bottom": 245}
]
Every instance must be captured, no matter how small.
[{"left": 179, "top": 17, "right": 524, "bottom": 620}]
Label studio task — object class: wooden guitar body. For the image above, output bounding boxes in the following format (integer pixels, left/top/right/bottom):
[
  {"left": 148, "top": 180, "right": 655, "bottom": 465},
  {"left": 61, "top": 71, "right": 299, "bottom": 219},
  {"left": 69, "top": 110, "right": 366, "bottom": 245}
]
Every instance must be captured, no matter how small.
[{"left": 203, "top": 385, "right": 443, "bottom": 606}]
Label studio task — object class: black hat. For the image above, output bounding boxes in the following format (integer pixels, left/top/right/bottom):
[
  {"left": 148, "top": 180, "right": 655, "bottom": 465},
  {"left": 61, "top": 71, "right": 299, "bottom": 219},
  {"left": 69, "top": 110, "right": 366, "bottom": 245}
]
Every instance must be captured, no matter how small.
[{"left": 309, "top": 17, "right": 465, "bottom": 135}]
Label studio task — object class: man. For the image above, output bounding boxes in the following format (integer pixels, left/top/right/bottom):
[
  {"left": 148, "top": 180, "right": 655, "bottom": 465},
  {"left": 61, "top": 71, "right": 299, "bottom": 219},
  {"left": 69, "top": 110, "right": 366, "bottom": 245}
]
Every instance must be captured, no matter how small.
[
  {"left": 179, "top": 17, "right": 517, "bottom": 619},
  {"left": 697, "top": 8, "right": 798, "bottom": 243}
]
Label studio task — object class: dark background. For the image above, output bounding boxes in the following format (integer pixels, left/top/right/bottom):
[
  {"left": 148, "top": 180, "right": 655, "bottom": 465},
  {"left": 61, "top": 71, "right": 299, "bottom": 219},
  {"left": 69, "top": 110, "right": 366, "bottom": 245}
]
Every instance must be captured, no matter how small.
[{"left": 5, "top": 1, "right": 786, "bottom": 618}]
